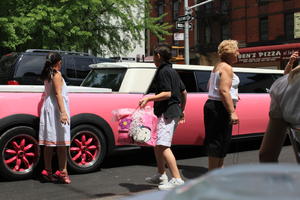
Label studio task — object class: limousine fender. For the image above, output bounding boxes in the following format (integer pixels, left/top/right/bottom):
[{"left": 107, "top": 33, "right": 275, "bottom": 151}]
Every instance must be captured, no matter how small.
[
  {"left": 0, "top": 114, "right": 40, "bottom": 180},
  {"left": 69, "top": 113, "right": 115, "bottom": 173}
]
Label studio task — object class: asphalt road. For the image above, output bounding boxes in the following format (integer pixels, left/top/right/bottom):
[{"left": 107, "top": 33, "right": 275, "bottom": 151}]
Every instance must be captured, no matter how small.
[{"left": 0, "top": 140, "right": 296, "bottom": 200}]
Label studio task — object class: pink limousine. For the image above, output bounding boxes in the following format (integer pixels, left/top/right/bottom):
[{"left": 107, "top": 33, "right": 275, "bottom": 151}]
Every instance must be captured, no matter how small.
[{"left": 0, "top": 62, "right": 283, "bottom": 180}]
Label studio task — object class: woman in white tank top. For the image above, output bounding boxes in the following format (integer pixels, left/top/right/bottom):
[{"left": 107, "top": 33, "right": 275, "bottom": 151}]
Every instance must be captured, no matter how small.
[{"left": 204, "top": 40, "right": 240, "bottom": 171}]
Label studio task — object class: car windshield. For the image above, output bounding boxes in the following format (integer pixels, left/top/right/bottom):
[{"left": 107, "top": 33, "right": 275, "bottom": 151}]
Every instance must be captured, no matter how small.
[{"left": 81, "top": 68, "right": 126, "bottom": 91}]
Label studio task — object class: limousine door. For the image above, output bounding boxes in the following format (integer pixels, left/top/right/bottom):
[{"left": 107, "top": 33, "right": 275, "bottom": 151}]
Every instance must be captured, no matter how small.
[{"left": 173, "top": 70, "right": 211, "bottom": 146}]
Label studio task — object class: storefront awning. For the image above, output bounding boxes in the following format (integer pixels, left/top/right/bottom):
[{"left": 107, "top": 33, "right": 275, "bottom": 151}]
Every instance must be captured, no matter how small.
[{"left": 238, "top": 43, "right": 300, "bottom": 64}]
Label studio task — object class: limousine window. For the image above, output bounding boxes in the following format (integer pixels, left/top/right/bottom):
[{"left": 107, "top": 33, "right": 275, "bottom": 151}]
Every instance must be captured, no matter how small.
[
  {"left": 81, "top": 68, "right": 126, "bottom": 91},
  {"left": 195, "top": 71, "right": 211, "bottom": 92},
  {"left": 237, "top": 72, "right": 282, "bottom": 93},
  {"left": 177, "top": 70, "right": 197, "bottom": 92},
  {"left": 147, "top": 70, "right": 198, "bottom": 93}
]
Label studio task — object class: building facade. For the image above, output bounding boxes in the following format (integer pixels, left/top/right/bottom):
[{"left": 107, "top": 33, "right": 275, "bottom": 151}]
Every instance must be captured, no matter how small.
[{"left": 148, "top": 0, "right": 300, "bottom": 67}]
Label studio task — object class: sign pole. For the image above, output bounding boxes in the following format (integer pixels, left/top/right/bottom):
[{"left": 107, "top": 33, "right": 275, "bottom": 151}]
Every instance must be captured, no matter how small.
[
  {"left": 183, "top": 0, "right": 214, "bottom": 65},
  {"left": 184, "top": 0, "right": 189, "bottom": 65}
]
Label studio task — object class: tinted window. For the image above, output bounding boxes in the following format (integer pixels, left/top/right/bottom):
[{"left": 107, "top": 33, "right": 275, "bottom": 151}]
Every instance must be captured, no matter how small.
[
  {"left": 195, "top": 70, "right": 211, "bottom": 92},
  {"left": 15, "top": 54, "right": 45, "bottom": 77},
  {"left": 81, "top": 68, "right": 126, "bottom": 91},
  {"left": 236, "top": 72, "right": 281, "bottom": 93},
  {"left": 64, "top": 56, "right": 76, "bottom": 78},
  {"left": 96, "top": 57, "right": 116, "bottom": 63},
  {"left": 73, "top": 57, "right": 94, "bottom": 79},
  {"left": 177, "top": 70, "right": 197, "bottom": 92},
  {"left": 0, "top": 53, "right": 18, "bottom": 74},
  {"left": 147, "top": 69, "right": 198, "bottom": 93}
]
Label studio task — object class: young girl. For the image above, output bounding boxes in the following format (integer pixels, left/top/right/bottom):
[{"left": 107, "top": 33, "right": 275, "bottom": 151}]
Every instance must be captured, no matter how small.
[{"left": 39, "top": 52, "right": 71, "bottom": 184}]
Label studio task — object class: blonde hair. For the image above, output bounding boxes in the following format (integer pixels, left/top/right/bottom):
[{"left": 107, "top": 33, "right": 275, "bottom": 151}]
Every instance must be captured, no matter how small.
[{"left": 218, "top": 40, "right": 239, "bottom": 58}]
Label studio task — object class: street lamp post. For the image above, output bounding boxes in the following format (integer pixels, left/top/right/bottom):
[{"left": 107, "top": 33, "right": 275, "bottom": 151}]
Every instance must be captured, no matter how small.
[{"left": 184, "top": 0, "right": 214, "bottom": 65}]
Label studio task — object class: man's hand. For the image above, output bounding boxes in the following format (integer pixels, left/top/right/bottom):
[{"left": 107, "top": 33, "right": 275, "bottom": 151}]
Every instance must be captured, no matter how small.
[
  {"left": 179, "top": 112, "right": 185, "bottom": 124},
  {"left": 139, "top": 97, "right": 149, "bottom": 108}
]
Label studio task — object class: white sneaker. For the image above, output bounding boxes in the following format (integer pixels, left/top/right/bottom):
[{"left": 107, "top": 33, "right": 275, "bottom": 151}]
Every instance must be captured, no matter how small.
[
  {"left": 145, "top": 173, "right": 168, "bottom": 185},
  {"left": 158, "top": 178, "right": 184, "bottom": 190}
]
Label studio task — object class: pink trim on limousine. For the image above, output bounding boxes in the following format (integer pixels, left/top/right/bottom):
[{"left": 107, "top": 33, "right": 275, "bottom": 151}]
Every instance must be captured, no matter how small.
[{"left": 0, "top": 92, "right": 271, "bottom": 146}]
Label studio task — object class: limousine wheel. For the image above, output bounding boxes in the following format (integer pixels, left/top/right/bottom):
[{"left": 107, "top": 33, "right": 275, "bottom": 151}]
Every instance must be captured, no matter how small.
[
  {"left": 0, "top": 126, "right": 40, "bottom": 180},
  {"left": 68, "top": 124, "right": 107, "bottom": 173}
]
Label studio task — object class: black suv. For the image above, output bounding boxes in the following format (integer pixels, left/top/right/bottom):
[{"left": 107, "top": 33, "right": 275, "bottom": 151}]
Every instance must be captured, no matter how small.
[{"left": 0, "top": 49, "right": 115, "bottom": 85}]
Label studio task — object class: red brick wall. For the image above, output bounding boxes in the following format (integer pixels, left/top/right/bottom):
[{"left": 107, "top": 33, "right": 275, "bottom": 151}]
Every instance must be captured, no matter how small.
[{"left": 148, "top": 0, "right": 300, "bottom": 59}]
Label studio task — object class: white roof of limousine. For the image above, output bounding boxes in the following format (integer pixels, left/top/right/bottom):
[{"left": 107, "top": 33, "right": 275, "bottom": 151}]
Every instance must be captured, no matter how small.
[
  {"left": 0, "top": 85, "right": 112, "bottom": 93},
  {"left": 90, "top": 62, "right": 284, "bottom": 74}
]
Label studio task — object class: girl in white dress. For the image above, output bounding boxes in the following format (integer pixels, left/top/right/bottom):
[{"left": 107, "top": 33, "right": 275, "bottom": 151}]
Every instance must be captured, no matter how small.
[{"left": 39, "top": 52, "right": 71, "bottom": 184}]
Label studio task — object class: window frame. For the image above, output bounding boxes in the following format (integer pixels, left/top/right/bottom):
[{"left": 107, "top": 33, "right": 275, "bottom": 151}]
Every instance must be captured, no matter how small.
[
  {"left": 259, "top": 17, "right": 268, "bottom": 41},
  {"left": 285, "top": 12, "right": 294, "bottom": 40}
]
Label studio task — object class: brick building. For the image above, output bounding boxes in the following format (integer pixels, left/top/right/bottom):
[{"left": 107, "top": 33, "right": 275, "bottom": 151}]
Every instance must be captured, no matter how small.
[{"left": 147, "top": 0, "right": 300, "bottom": 68}]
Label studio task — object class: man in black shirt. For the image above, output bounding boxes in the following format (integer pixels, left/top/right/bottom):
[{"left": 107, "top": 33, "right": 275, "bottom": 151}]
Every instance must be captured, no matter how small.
[{"left": 139, "top": 44, "right": 187, "bottom": 190}]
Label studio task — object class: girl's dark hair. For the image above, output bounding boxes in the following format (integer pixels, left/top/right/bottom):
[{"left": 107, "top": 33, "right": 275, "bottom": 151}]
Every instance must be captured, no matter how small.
[
  {"left": 40, "top": 52, "right": 62, "bottom": 81},
  {"left": 153, "top": 44, "right": 172, "bottom": 62}
]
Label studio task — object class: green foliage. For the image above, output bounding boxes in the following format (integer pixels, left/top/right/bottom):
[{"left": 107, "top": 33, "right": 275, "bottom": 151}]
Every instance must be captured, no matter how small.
[{"left": 0, "top": 0, "right": 171, "bottom": 55}]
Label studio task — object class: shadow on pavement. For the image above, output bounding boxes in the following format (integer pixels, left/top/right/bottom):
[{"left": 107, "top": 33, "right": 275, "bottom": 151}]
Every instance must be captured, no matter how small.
[
  {"left": 119, "top": 183, "right": 157, "bottom": 193},
  {"left": 180, "top": 165, "right": 208, "bottom": 179}
]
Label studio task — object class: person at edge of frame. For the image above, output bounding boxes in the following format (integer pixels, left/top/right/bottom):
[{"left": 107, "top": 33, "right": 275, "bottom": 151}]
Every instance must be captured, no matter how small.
[{"left": 259, "top": 51, "right": 300, "bottom": 162}]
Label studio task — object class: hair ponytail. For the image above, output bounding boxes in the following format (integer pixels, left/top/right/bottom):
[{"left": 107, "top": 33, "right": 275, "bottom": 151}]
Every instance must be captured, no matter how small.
[{"left": 40, "top": 52, "right": 62, "bottom": 81}]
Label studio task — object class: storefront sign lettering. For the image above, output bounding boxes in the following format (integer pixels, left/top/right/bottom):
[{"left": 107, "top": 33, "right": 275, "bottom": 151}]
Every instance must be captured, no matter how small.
[{"left": 238, "top": 49, "right": 298, "bottom": 63}]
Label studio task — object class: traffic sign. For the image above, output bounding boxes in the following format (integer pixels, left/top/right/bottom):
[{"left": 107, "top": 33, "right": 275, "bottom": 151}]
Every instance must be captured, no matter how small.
[
  {"left": 176, "top": 21, "right": 192, "bottom": 30},
  {"left": 177, "top": 14, "right": 193, "bottom": 22}
]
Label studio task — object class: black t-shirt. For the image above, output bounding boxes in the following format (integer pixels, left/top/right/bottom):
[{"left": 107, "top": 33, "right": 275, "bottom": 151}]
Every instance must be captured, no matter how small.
[{"left": 153, "top": 62, "right": 186, "bottom": 119}]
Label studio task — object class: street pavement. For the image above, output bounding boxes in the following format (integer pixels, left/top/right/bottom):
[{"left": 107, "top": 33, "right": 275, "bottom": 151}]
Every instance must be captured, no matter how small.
[{"left": 0, "top": 142, "right": 296, "bottom": 200}]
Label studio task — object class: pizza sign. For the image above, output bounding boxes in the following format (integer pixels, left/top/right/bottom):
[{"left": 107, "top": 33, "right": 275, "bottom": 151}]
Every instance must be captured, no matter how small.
[{"left": 238, "top": 49, "right": 298, "bottom": 63}]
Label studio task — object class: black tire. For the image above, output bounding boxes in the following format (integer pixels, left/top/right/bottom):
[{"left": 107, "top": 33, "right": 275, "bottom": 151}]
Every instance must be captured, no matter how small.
[
  {"left": 68, "top": 124, "right": 107, "bottom": 173},
  {"left": 0, "top": 126, "right": 40, "bottom": 180}
]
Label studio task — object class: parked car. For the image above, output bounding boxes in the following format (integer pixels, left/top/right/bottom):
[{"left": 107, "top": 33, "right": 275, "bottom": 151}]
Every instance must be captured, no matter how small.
[
  {"left": 0, "top": 49, "right": 114, "bottom": 86},
  {"left": 123, "top": 164, "right": 300, "bottom": 200},
  {"left": 0, "top": 62, "right": 283, "bottom": 180}
]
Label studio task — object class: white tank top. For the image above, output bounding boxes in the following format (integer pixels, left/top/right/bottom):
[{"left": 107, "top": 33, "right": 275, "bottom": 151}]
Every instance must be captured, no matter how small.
[{"left": 208, "top": 71, "right": 240, "bottom": 102}]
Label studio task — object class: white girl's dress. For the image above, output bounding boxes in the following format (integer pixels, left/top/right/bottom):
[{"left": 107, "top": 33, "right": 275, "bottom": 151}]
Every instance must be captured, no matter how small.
[{"left": 39, "top": 78, "right": 71, "bottom": 146}]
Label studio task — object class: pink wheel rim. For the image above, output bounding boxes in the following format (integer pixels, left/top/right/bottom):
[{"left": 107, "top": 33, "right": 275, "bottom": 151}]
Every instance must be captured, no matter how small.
[
  {"left": 70, "top": 130, "right": 101, "bottom": 168},
  {"left": 3, "top": 134, "right": 40, "bottom": 174}
]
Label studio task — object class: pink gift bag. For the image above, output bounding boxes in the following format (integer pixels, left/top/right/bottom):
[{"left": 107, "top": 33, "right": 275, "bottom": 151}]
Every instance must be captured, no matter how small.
[
  {"left": 112, "top": 108, "right": 135, "bottom": 145},
  {"left": 112, "top": 107, "right": 157, "bottom": 146},
  {"left": 128, "top": 107, "right": 158, "bottom": 146}
]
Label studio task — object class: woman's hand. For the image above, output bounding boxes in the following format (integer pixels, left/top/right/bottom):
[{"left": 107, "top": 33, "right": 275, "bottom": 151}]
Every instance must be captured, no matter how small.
[
  {"left": 230, "top": 111, "right": 239, "bottom": 125},
  {"left": 285, "top": 51, "right": 299, "bottom": 75},
  {"left": 60, "top": 112, "right": 69, "bottom": 125},
  {"left": 289, "top": 51, "right": 299, "bottom": 65}
]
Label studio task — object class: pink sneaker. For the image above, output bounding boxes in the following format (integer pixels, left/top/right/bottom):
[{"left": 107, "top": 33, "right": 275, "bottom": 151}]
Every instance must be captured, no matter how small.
[
  {"left": 41, "top": 169, "right": 56, "bottom": 182},
  {"left": 54, "top": 170, "right": 71, "bottom": 184}
]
